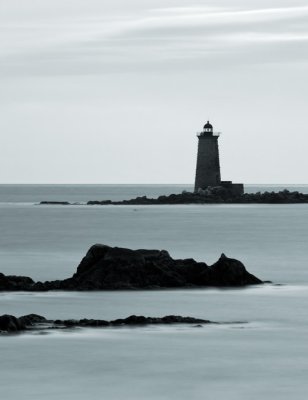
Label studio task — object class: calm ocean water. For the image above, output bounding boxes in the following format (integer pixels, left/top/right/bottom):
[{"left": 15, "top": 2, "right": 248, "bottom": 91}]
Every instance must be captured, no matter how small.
[
  {"left": 1, "top": 184, "right": 308, "bottom": 400},
  {"left": 0, "top": 183, "right": 308, "bottom": 203}
]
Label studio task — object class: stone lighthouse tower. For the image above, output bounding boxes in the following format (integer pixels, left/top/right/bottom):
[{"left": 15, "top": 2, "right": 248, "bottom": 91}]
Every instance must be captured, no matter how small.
[{"left": 194, "top": 121, "right": 221, "bottom": 192}]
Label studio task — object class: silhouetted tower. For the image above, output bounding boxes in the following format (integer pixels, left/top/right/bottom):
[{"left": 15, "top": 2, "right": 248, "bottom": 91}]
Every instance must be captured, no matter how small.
[{"left": 194, "top": 121, "right": 221, "bottom": 191}]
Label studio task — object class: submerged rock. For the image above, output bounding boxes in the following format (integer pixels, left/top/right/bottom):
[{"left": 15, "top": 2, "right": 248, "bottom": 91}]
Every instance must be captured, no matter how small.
[{"left": 0, "top": 244, "right": 263, "bottom": 291}]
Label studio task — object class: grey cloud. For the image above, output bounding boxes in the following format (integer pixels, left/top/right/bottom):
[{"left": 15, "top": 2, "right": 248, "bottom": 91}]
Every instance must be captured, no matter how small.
[{"left": 1, "top": 4, "right": 308, "bottom": 78}]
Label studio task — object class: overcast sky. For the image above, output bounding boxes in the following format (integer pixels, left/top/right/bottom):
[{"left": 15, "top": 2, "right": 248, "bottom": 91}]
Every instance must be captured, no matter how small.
[{"left": 0, "top": 0, "right": 307, "bottom": 184}]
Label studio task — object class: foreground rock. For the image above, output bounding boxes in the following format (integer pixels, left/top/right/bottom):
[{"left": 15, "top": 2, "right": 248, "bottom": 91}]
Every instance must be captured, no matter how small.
[
  {"left": 0, "top": 315, "right": 26, "bottom": 332},
  {"left": 0, "top": 314, "right": 211, "bottom": 333},
  {"left": 0, "top": 244, "right": 263, "bottom": 291}
]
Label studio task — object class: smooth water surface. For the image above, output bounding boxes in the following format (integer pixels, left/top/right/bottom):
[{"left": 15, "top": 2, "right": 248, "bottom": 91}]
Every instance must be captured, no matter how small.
[{"left": 1, "top": 184, "right": 308, "bottom": 400}]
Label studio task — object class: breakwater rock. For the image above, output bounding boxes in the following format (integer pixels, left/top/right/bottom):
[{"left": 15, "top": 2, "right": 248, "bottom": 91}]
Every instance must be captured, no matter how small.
[
  {"left": 0, "top": 313, "right": 211, "bottom": 333},
  {"left": 0, "top": 244, "right": 262, "bottom": 291}
]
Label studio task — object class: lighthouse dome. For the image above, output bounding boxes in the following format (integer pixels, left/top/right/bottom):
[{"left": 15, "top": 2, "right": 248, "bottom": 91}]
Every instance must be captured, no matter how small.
[{"left": 203, "top": 121, "right": 213, "bottom": 130}]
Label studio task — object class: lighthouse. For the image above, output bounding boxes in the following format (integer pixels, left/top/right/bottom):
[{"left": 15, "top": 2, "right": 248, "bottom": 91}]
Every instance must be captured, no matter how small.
[
  {"left": 194, "top": 120, "right": 244, "bottom": 195},
  {"left": 194, "top": 121, "right": 221, "bottom": 191}
]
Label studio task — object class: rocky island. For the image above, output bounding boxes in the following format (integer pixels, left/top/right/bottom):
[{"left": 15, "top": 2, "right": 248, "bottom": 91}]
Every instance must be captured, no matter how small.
[
  {"left": 40, "top": 189, "right": 308, "bottom": 206},
  {"left": 0, "top": 244, "right": 262, "bottom": 291}
]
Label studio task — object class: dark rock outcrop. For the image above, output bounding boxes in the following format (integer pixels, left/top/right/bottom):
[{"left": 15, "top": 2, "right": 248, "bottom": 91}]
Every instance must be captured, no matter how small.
[
  {"left": 83, "top": 189, "right": 308, "bottom": 205},
  {"left": 64, "top": 245, "right": 262, "bottom": 290},
  {"left": 39, "top": 189, "right": 308, "bottom": 206},
  {"left": 0, "top": 314, "right": 211, "bottom": 333},
  {"left": 208, "top": 253, "right": 260, "bottom": 286},
  {"left": 0, "top": 273, "right": 34, "bottom": 291},
  {"left": 0, "top": 315, "right": 26, "bottom": 332},
  {"left": 0, "top": 244, "right": 263, "bottom": 291},
  {"left": 40, "top": 201, "right": 70, "bottom": 205},
  {"left": 19, "top": 314, "right": 47, "bottom": 326},
  {"left": 55, "top": 315, "right": 210, "bottom": 327}
]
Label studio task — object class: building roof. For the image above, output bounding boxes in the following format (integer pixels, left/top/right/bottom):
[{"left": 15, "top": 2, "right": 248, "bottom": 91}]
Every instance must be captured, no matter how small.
[{"left": 203, "top": 121, "right": 213, "bottom": 130}]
